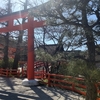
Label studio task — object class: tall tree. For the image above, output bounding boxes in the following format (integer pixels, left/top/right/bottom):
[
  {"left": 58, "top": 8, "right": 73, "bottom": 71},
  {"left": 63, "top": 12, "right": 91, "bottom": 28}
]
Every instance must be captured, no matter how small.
[
  {"left": 12, "top": 0, "right": 28, "bottom": 69},
  {"left": 30, "top": 0, "right": 100, "bottom": 99},
  {"left": 0, "top": 0, "right": 12, "bottom": 68},
  {"left": 3, "top": 0, "right": 11, "bottom": 68}
]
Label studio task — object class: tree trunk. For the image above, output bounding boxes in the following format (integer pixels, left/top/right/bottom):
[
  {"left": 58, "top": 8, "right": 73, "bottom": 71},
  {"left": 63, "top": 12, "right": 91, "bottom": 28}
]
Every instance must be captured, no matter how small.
[
  {"left": 3, "top": 0, "right": 11, "bottom": 69},
  {"left": 12, "top": 46, "right": 20, "bottom": 69},
  {"left": 86, "top": 81, "right": 97, "bottom": 100},
  {"left": 3, "top": 32, "right": 9, "bottom": 69},
  {"left": 12, "top": 0, "right": 28, "bottom": 69},
  {"left": 81, "top": 0, "right": 97, "bottom": 99},
  {"left": 12, "top": 31, "right": 23, "bottom": 69},
  {"left": 85, "top": 28, "right": 96, "bottom": 68},
  {"left": 84, "top": 28, "right": 97, "bottom": 100}
]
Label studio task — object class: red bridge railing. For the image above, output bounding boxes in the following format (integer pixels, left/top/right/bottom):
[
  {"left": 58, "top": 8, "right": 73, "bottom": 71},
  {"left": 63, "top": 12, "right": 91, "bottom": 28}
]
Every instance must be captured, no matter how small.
[
  {"left": 0, "top": 68, "right": 46, "bottom": 79},
  {"left": 46, "top": 73, "right": 100, "bottom": 100},
  {"left": 0, "top": 67, "right": 100, "bottom": 100}
]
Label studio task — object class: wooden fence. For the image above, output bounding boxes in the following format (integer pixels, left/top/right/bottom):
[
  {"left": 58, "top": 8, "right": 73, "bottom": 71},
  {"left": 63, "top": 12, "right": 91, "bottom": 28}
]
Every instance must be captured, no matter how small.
[
  {"left": 0, "top": 68, "right": 100, "bottom": 100},
  {"left": 0, "top": 68, "right": 25, "bottom": 77},
  {"left": 46, "top": 73, "right": 100, "bottom": 100},
  {"left": 0, "top": 68, "right": 45, "bottom": 78},
  {"left": 0, "top": 61, "right": 45, "bottom": 77}
]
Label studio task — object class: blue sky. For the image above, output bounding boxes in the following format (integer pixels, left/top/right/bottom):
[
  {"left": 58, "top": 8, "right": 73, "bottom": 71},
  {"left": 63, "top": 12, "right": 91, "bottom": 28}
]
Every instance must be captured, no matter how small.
[{"left": 0, "top": 0, "right": 98, "bottom": 51}]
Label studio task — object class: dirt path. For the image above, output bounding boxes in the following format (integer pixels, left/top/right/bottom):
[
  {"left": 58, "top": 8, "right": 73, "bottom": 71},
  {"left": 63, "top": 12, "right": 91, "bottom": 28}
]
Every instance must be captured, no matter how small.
[{"left": 0, "top": 77, "right": 85, "bottom": 100}]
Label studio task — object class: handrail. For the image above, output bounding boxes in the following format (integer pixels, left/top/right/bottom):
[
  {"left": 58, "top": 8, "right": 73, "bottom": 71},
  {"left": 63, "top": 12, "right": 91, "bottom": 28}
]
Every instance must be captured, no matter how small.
[
  {"left": 0, "top": 68, "right": 100, "bottom": 99},
  {"left": 0, "top": 68, "right": 45, "bottom": 78},
  {"left": 45, "top": 73, "right": 100, "bottom": 99}
]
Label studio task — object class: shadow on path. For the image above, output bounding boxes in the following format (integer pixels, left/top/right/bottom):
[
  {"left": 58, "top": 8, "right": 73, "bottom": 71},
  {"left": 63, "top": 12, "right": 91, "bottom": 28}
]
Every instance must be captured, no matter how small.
[
  {"left": 30, "top": 86, "right": 53, "bottom": 100},
  {"left": 0, "top": 90, "right": 40, "bottom": 100},
  {"left": 32, "top": 86, "right": 83, "bottom": 100},
  {"left": 0, "top": 77, "right": 85, "bottom": 100},
  {"left": 0, "top": 77, "right": 15, "bottom": 90}
]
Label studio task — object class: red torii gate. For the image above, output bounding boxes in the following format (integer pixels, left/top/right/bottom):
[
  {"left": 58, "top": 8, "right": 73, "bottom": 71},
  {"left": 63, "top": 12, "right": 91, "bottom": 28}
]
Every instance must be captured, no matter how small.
[{"left": 0, "top": 10, "right": 45, "bottom": 80}]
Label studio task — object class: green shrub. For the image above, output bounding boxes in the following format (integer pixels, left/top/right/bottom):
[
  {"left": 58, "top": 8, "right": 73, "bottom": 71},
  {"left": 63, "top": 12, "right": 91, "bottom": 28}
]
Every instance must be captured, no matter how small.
[
  {"left": 8, "top": 58, "right": 14, "bottom": 68},
  {"left": 0, "top": 60, "right": 3, "bottom": 68},
  {"left": 59, "top": 59, "right": 100, "bottom": 81},
  {"left": 0, "top": 59, "right": 14, "bottom": 69}
]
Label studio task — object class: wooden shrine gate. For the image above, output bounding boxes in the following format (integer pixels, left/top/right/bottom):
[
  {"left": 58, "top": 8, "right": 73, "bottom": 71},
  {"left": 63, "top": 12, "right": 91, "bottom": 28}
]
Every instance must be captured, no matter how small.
[{"left": 0, "top": 10, "right": 46, "bottom": 80}]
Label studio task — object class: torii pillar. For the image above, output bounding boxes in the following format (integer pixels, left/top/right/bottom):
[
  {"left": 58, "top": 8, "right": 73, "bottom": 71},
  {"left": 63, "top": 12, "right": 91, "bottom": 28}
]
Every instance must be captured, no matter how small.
[
  {"left": 27, "top": 17, "right": 46, "bottom": 80},
  {"left": 22, "top": 16, "right": 46, "bottom": 86},
  {"left": 27, "top": 17, "right": 34, "bottom": 80}
]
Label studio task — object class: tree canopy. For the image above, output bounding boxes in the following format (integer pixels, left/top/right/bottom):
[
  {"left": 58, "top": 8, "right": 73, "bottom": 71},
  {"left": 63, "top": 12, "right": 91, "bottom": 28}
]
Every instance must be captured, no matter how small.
[{"left": 30, "top": 0, "right": 100, "bottom": 99}]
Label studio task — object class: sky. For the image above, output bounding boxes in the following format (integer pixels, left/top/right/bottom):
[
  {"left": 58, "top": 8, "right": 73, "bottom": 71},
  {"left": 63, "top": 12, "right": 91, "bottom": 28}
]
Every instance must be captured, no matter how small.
[
  {"left": 0, "top": 0, "right": 98, "bottom": 51},
  {"left": 0, "top": 0, "right": 49, "bottom": 12},
  {"left": 14, "top": 0, "right": 49, "bottom": 11}
]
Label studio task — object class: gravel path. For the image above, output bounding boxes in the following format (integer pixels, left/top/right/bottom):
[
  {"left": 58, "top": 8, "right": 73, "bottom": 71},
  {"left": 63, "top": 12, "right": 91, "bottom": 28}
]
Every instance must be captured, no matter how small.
[{"left": 0, "top": 77, "right": 85, "bottom": 100}]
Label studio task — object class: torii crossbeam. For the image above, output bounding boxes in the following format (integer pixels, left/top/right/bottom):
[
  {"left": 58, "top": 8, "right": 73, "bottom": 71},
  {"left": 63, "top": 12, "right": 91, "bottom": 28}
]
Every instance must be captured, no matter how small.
[{"left": 0, "top": 10, "right": 46, "bottom": 80}]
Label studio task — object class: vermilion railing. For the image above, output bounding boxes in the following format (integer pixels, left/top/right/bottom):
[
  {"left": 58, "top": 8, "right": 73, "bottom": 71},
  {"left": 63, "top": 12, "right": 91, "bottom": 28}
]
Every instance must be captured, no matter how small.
[
  {"left": 46, "top": 74, "right": 86, "bottom": 95},
  {"left": 46, "top": 73, "right": 100, "bottom": 100},
  {"left": 0, "top": 68, "right": 100, "bottom": 99},
  {"left": 0, "top": 68, "right": 22, "bottom": 77},
  {"left": 0, "top": 68, "right": 45, "bottom": 78}
]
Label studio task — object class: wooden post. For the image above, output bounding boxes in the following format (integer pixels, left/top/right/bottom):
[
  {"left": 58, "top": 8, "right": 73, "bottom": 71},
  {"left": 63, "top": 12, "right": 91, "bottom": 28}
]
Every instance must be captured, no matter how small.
[
  {"left": 6, "top": 69, "right": 9, "bottom": 77},
  {"left": 72, "top": 83, "right": 75, "bottom": 91},
  {"left": 48, "top": 73, "right": 51, "bottom": 86},
  {"left": 1, "top": 68, "right": 3, "bottom": 76},
  {"left": 0, "top": 68, "right": 1, "bottom": 76},
  {"left": 43, "top": 67, "right": 44, "bottom": 79},
  {"left": 17, "top": 69, "right": 20, "bottom": 77},
  {"left": 27, "top": 17, "right": 34, "bottom": 80},
  {"left": 22, "top": 67, "right": 24, "bottom": 77}
]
